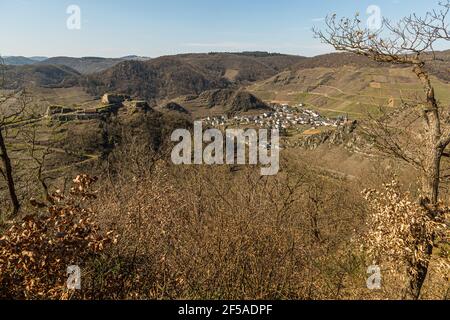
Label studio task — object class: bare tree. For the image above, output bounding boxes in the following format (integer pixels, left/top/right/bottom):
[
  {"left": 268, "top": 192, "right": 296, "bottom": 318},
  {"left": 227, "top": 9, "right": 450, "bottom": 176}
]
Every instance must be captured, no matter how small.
[
  {"left": 314, "top": 1, "right": 449, "bottom": 299},
  {"left": 0, "top": 55, "right": 21, "bottom": 216}
]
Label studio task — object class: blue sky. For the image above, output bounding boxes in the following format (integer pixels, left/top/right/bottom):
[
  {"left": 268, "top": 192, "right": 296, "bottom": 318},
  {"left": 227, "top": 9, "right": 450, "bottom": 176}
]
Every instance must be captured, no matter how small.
[{"left": 0, "top": 0, "right": 447, "bottom": 57}]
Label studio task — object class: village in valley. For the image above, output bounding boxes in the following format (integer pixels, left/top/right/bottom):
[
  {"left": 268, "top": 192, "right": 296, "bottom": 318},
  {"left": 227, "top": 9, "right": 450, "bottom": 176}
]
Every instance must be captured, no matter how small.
[{"left": 202, "top": 103, "right": 349, "bottom": 134}]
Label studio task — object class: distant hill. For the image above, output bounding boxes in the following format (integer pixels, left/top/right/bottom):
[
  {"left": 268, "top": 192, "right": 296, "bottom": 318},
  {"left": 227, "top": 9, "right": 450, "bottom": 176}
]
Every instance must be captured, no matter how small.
[
  {"left": 426, "top": 50, "right": 450, "bottom": 82},
  {"left": 82, "top": 52, "right": 305, "bottom": 102},
  {"left": 29, "top": 56, "right": 49, "bottom": 62},
  {"left": 2, "top": 64, "right": 81, "bottom": 89},
  {"left": 2, "top": 56, "right": 49, "bottom": 65},
  {"left": 289, "top": 52, "right": 384, "bottom": 70},
  {"left": 41, "top": 57, "right": 125, "bottom": 74},
  {"left": 248, "top": 59, "right": 450, "bottom": 119},
  {"left": 83, "top": 57, "right": 232, "bottom": 102},
  {"left": 121, "top": 55, "right": 152, "bottom": 61},
  {"left": 289, "top": 51, "right": 450, "bottom": 82},
  {"left": 2, "top": 56, "right": 36, "bottom": 66},
  {"left": 38, "top": 56, "right": 152, "bottom": 74},
  {"left": 173, "top": 52, "right": 305, "bottom": 82},
  {"left": 3, "top": 51, "right": 448, "bottom": 114}
]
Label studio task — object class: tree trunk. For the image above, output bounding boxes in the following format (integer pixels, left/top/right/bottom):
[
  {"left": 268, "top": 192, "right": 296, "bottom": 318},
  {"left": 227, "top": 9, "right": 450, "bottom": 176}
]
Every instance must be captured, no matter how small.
[
  {"left": 408, "top": 63, "right": 442, "bottom": 300},
  {"left": 406, "top": 146, "right": 441, "bottom": 300},
  {"left": 406, "top": 246, "right": 434, "bottom": 300},
  {"left": 409, "top": 147, "right": 441, "bottom": 299},
  {"left": 0, "top": 128, "right": 20, "bottom": 216},
  {"left": 423, "top": 147, "right": 443, "bottom": 206},
  {"left": 416, "top": 66, "right": 442, "bottom": 208}
]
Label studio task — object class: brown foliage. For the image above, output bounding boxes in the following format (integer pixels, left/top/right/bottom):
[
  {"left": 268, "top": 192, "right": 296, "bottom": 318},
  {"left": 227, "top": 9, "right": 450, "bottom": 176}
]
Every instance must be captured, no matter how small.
[
  {"left": 361, "top": 180, "right": 449, "bottom": 299},
  {"left": 0, "top": 175, "right": 116, "bottom": 299}
]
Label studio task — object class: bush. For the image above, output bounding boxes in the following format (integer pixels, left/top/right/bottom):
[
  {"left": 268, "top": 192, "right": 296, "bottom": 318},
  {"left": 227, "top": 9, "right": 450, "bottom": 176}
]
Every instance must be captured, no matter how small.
[{"left": 0, "top": 175, "right": 116, "bottom": 300}]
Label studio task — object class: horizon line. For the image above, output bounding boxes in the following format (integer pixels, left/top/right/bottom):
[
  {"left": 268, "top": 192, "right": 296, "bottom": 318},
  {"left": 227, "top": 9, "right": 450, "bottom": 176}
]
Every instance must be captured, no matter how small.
[{"left": 1, "top": 49, "right": 342, "bottom": 60}]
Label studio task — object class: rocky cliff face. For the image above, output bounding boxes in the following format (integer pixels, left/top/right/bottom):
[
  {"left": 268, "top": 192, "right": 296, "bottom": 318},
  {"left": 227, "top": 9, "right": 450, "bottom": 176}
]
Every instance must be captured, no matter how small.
[
  {"left": 101, "top": 93, "right": 131, "bottom": 105},
  {"left": 292, "top": 121, "right": 365, "bottom": 151},
  {"left": 161, "top": 102, "right": 190, "bottom": 114},
  {"left": 228, "top": 91, "right": 270, "bottom": 114}
]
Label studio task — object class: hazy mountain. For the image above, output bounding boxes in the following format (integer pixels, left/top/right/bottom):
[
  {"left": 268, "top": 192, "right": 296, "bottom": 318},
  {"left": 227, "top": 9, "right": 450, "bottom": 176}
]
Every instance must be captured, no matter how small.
[
  {"left": 38, "top": 55, "right": 151, "bottom": 74},
  {"left": 2, "top": 56, "right": 49, "bottom": 65},
  {"left": 29, "top": 56, "right": 49, "bottom": 62},
  {"left": 41, "top": 57, "right": 125, "bottom": 74},
  {"left": 2, "top": 56, "right": 37, "bottom": 66},
  {"left": 121, "top": 55, "right": 152, "bottom": 61}
]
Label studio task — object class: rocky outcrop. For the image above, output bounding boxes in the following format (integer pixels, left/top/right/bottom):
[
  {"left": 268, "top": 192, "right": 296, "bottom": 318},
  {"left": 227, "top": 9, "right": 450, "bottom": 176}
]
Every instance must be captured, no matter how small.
[
  {"left": 101, "top": 93, "right": 131, "bottom": 105},
  {"left": 228, "top": 91, "right": 270, "bottom": 114},
  {"left": 188, "top": 89, "right": 271, "bottom": 115},
  {"left": 161, "top": 102, "right": 190, "bottom": 114},
  {"left": 292, "top": 121, "right": 362, "bottom": 150},
  {"left": 197, "top": 89, "right": 235, "bottom": 108},
  {"left": 124, "top": 100, "right": 154, "bottom": 113}
]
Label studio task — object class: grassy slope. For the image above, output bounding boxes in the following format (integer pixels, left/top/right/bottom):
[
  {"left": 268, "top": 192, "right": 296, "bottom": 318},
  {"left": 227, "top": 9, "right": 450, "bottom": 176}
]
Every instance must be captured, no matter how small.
[{"left": 247, "top": 66, "right": 450, "bottom": 119}]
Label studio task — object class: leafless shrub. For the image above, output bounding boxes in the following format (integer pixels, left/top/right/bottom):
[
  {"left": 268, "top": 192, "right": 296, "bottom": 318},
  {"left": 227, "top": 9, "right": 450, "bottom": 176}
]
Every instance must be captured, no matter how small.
[{"left": 84, "top": 152, "right": 368, "bottom": 300}]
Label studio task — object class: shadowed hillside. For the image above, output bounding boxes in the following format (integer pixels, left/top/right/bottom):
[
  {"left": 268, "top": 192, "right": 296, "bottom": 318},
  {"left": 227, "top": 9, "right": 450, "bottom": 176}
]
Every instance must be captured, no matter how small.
[
  {"left": 83, "top": 57, "right": 231, "bottom": 102},
  {"left": 2, "top": 64, "right": 81, "bottom": 89},
  {"left": 82, "top": 52, "right": 306, "bottom": 102}
]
